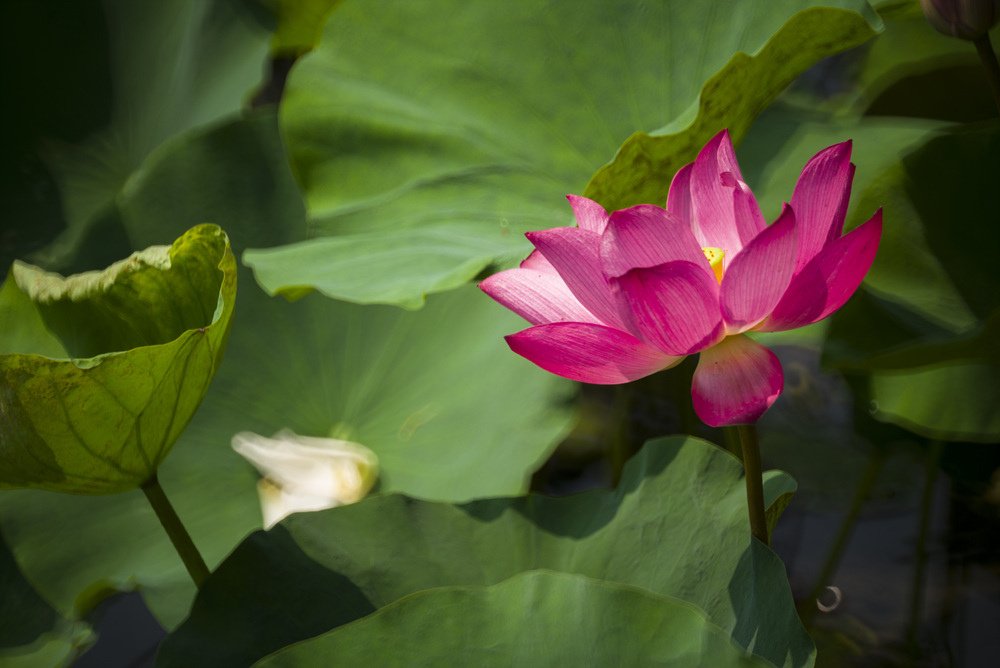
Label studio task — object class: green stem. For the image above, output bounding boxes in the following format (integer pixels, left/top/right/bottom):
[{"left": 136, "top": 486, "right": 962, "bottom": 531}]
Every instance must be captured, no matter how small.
[
  {"left": 735, "top": 424, "right": 769, "bottom": 546},
  {"left": 722, "top": 426, "right": 743, "bottom": 460},
  {"left": 141, "top": 475, "right": 209, "bottom": 588},
  {"left": 973, "top": 33, "right": 1000, "bottom": 115},
  {"left": 609, "top": 385, "right": 631, "bottom": 487},
  {"left": 801, "top": 449, "right": 885, "bottom": 625},
  {"left": 907, "top": 440, "right": 945, "bottom": 651}
]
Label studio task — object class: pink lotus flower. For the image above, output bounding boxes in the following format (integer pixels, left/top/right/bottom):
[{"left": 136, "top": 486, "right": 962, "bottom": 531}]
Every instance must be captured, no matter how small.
[{"left": 481, "top": 130, "right": 882, "bottom": 427}]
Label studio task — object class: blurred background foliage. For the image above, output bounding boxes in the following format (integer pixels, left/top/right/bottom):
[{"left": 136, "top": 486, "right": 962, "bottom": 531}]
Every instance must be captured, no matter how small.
[{"left": 1, "top": 0, "right": 998, "bottom": 666}]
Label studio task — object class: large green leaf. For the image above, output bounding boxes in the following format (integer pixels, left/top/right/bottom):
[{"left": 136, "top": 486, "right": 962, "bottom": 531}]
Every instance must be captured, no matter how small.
[
  {"left": 246, "top": 227, "right": 522, "bottom": 309},
  {"left": 162, "top": 282, "right": 574, "bottom": 502},
  {"left": 0, "top": 113, "right": 571, "bottom": 638},
  {"left": 247, "top": 0, "right": 881, "bottom": 308},
  {"left": 29, "top": 0, "right": 270, "bottom": 269},
  {"left": 118, "top": 112, "right": 307, "bottom": 252},
  {"left": 256, "top": 571, "right": 770, "bottom": 667},
  {"left": 0, "top": 224, "right": 237, "bottom": 493},
  {"left": 159, "top": 436, "right": 811, "bottom": 668}
]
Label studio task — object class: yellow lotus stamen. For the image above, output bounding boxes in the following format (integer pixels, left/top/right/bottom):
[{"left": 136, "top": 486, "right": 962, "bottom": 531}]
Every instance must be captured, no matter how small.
[{"left": 702, "top": 247, "right": 725, "bottom": 282}]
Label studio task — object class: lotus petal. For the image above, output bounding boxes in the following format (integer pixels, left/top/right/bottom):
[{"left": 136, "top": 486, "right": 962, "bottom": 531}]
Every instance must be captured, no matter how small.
[
  {"left": 600, "top": 204, "right": 709, "bottom": 279},
  {"left": 526, "top": 227, "right": 627, "bottom": 329},
  {"left": 506, "top": 322, "right": 679, "bottom": 384},
  {"left": 480, "top": 268, "right": 600, "bottom": 326},
  {"left": 759, "top": 209, "right": 882, "bottom": 332},
  {"left": 691, "top": 335, "right": 783, "bottom": 427},
  {"left": 616, "top": 261, "right": 724, "bottom": 356},
  {"left": 790, "top": 140, "right": 855, "bottom": 271},
  {"left": 567, "top": 194, "right": 609, "bottom": 234},
  {"left": 721, "top": 205, "right": 797, "bottom": 332}
]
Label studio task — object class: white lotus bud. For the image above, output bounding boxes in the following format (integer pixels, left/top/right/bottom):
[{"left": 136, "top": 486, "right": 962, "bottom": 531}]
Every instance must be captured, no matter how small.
[{"left": 232, "top": 429, "right": 379, "bottom": 529}]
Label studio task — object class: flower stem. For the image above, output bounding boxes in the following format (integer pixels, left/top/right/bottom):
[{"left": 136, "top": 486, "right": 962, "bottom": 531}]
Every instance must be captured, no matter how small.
[
  {"left": 973, "top": 33, "right": 1000, "bottom": 115},
  {"left": 907, "top": 440, "right": 945, "bottom": 652},
  {"left": 609, "top": 385, "right": 632, "bottom": 486},
  {"left": 141, "top": 475, "right": 209, "bottom": 588},
  {"left": 735, "top": 424, "right": 769, "bottom": 546}
]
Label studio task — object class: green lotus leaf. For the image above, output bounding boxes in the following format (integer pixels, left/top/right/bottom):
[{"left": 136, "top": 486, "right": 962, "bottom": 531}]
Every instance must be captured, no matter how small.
[
  {"left": 255, "top": 571, "right": 771, "bottom": 668},
  {"left": 0, "top": 224, "right": 237, "bottom": 493},
  {"left": 20, "top": 0, "right": 270, "bottom": 273},
  {"left": 868, "top": 362, "right": 999, "bottom": 440},
  {"left": 159, "top": 436, "right": 810, "bottom": 668},
  {"left": 245, "top": 0, "right": 881, "bottom": 308}
]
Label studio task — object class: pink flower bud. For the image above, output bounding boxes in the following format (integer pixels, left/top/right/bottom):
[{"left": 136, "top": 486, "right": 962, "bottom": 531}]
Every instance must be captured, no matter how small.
[{"left": 920, "top": 0, "right": 1000, "bottom": 40}]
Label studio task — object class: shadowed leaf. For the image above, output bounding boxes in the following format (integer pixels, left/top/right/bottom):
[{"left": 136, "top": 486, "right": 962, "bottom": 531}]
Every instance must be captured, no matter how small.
[
  {"left": 256, "top": 571, "right": 771, "bottom": 667},
  {"left": 160, "top": 436, "right": 809, "bottom": 668}
]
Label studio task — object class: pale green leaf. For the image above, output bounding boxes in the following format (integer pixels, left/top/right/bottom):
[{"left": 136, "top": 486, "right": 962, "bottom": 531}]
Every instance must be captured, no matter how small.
[{"left": 0, "top": 225, "right": 237, "bottom": 494}]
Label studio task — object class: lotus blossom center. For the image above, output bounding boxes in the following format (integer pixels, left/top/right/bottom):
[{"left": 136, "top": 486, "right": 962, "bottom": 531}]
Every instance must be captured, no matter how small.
[{"left": 702, "top": 247, "right": 725, "bottom": 282}]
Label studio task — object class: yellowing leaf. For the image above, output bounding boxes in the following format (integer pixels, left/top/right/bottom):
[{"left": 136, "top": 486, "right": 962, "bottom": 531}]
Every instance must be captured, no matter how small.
[{"left": 0, "top": 225, "right": 237, "bottom": 494}]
